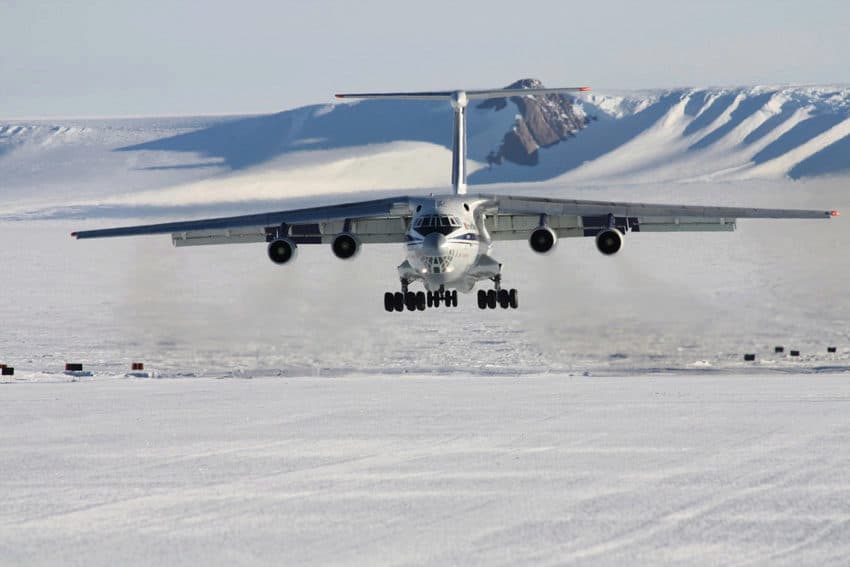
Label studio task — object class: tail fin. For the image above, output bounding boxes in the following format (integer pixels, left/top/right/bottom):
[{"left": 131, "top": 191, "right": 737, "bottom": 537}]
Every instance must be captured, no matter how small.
[{"left": 335, "top": 86, "right": 591, "bottom": 195}]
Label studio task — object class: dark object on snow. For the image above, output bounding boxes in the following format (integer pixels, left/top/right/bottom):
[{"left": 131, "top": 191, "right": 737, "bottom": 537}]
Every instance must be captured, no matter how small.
[
  {"left": 790, "top": 350, "right": 801, "bottom": 357},
  {"left": 827, "top": 347, "right": 837, "bottom": 353},
  {"left": 2, "top": 367, "right": 14, "bottom": 376},
  {"left": 744, "top": 354, "right": 756, "bottom": 361},
  {"left": 774, "top": 346, "right": 784, "bottom": 353},
  {"left": 132, "top": 362, "right": 145, "bottom": 371},
  {"left": 65, "top": 363, "right": 84, "bottom": 371}
]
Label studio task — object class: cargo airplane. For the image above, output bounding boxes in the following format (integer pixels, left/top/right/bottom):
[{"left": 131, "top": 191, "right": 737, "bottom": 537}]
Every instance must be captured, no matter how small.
[{"left": 73, "top": 86, "right": 839, "bottom": 312}]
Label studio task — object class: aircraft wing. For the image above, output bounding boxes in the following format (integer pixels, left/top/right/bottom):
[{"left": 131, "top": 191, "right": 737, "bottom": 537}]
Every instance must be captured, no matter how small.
[
  {"left": 479, "top": 194, "right": 838, "bottom": 239},
  {"left": 72, "top": 196, "right": 415, "bottom": 246}
]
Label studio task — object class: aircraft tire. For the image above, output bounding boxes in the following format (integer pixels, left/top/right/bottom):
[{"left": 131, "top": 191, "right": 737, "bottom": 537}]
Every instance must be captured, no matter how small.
[
  {"left": 405, "top": 292, "right": 417, "bottom": 311},
  {"left": 384, "top": 292, "right": 394, "bottom": 312},
  {"left": 509, "top": 289, "right": 519, "bottom": 309},
  {"left": 416, "top": 291, "right": 426, "bottom": 311},
  {"left": 486, "top": 290, "right": 497, "bottom": 309},
  {"left": 449, "top": 290, "right": 458, "bottom": 307},
  {"left": 477, "top": 290, "right": 487, "bottom": 309},
  {"left": 498, "top": 289, "right": 510, "bottom": 309},
  {"left": 427, "top": 291, "right": 434, "bottom": 307},
  {"left": 393, "top": 292, "right": 404, "bottom": 312}
]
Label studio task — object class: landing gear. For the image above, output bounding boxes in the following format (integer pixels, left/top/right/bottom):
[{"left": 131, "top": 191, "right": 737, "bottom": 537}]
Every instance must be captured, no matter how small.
[
  {"left": 477, "top": 275, "right": 518, "bottom": 310},
  {"left": 384, "top": 283, "right": 457, "bottom": 312}
]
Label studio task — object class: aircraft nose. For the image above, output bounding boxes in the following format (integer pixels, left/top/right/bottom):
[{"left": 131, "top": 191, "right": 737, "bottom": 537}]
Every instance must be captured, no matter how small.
[{"left": 422, "top": 232, "right": 448, "bottom": 256}]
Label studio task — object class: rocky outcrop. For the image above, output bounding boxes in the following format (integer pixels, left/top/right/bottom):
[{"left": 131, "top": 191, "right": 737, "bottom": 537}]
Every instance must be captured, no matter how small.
[{"left": 478, "top": 78, "right": 586, "bottom": 167}]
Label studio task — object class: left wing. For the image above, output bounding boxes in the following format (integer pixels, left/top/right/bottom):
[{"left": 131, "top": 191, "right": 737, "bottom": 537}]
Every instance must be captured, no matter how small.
[
  {"left": 479, "top": 194, "right": 838, "bottom": 239},
  {"left": 72, "top": 196, "right": 414, "bottom": 246}
]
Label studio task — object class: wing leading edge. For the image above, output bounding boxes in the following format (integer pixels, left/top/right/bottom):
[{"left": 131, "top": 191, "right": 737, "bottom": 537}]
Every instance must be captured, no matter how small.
[{"left": 71, "top": 197, "right": 414, "bottom": 240}]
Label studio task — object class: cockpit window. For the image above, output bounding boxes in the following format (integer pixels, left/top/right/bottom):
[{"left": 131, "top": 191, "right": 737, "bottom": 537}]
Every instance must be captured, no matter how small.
[{"left": 414, "top": 215, "right": 460, "bottom": 235}]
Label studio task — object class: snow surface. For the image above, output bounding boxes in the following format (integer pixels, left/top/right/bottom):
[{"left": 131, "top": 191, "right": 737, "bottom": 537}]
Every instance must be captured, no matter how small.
[{"left": 3, "top": 374, "right": 850, "bottom": 566}]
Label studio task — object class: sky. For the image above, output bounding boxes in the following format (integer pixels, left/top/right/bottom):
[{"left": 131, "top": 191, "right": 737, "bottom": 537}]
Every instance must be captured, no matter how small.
[{"left": 2, "top": 0, "right": 849, "bottom": 118}]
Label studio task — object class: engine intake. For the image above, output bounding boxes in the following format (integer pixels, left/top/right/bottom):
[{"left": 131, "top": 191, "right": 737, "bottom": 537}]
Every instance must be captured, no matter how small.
[
  {"left": 596, "top": 228, "right": 624, "bottom": 255},
  {"left": 267, "top": 238, "right": 298, "bottom": 264},
  {"left": 529, "top": 226, "right": 558, "bottom": 254},
  {"left": 331, "top": 233, "right": 361, "bottom": 260}
]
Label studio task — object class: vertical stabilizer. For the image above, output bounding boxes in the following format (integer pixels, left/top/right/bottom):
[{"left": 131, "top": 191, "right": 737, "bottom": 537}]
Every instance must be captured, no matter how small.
[{"left": 450, "top": 91, "right": 469, "bottom": 195}]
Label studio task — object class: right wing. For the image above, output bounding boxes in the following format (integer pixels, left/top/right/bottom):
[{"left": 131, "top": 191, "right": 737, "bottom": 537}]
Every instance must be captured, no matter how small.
[
  {"left": 478, "top": 194, "right": 838, "bottom": 240},
  {"left": 72, "top": 196, "right": 415, "bottom": 247}
]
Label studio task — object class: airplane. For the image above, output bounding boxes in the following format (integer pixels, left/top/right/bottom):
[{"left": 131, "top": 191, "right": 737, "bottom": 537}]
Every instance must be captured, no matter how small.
[{"left": 72, "top": 85, "right": 840, "bottom": 312}]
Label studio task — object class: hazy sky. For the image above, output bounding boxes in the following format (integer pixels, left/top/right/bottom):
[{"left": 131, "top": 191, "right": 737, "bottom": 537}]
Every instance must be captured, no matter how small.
[{"left": 2, "top": 0, "right": 848, "bottom": 118}]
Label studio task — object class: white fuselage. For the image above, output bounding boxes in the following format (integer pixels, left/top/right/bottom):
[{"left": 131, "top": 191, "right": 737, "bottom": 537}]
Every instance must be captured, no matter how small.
[{"left": 401, "top": 196, "right": 496, "bottom": 292}]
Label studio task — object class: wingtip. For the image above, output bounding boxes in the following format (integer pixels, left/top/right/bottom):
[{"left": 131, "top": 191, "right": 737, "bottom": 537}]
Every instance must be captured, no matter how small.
[
  {"left": 579, "top": 87, "right": 592, "bottom": 92},
  {"left": 334, "top": 94, "right": 345, "bottom": 99},
  {"left": 70, "top": 232, "right": 78, "bottom": 238},
  {"left": 831, "top": 210, "right": 840, "bottom": 217}
]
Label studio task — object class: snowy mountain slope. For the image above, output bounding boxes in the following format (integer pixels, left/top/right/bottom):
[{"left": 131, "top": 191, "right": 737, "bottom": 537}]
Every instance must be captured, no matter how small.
[{"left": 2, "top": 85, "right": 849, "bottom": 219}]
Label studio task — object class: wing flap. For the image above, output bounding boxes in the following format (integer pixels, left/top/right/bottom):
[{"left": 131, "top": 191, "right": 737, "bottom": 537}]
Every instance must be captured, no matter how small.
[
  {"left": 488, "top": 213, "right": 737, "bottom": 241},
  {"left": 171, "top": 217, "right": 410, "bottom": 247}
]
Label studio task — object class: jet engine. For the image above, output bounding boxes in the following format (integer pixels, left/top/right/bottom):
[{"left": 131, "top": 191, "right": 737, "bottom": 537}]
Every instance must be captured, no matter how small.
[
  {"left": 331, "top": 233, "right": 361, "bottom": 260},
  {"left": 595, "top": 228, "right": 624, "bottom": 255},
  {"left": 267, "top": 238, "right": 298, "bottom": 264},
  {"left": 529, "top": 226, "right": 558, "bottom": 254}
]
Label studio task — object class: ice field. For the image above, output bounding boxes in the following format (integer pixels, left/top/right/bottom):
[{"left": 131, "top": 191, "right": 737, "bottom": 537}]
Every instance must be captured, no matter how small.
[{"left": 3, "top": 374, "right": 850, "bottom": 566}]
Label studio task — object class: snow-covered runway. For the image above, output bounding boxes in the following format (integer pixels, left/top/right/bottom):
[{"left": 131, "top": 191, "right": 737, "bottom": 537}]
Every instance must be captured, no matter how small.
[{"left": 3, "top": 374, "right": 850, "bottom": 565}]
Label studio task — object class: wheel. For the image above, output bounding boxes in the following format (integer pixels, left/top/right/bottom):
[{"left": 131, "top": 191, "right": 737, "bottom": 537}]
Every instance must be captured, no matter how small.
[
  {"left": 450, "top": 290, "right": 458, "bottom": 307},
  {"left": 405, "top": 292, "right": 417, "bottom": 311},
  {"left": 477, "top": 289, "right": 487, "bottom": 309},
  {"left": 486, "top": 289, "right": 497, "bottom": 309},
  {"left": 416, "top": 291, "right": 426, "bottom": 311},
  {"left": 384, "top": 292, "right": 394, "bottom": 312},
  {"left": 498, "top": 289, "right": 510, "bottom": 309},
  {"left": 427, "top": 291, "right": 434, "bottom": 308},
  {"left": 393, "top": 292, "right": 404, "bottom": 312},
  {"left": 509, "top": 289, "right": 518, "bottom": 309}
]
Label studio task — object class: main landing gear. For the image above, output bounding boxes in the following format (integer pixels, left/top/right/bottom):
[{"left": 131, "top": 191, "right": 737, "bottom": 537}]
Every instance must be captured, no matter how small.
[
  {"left": 477, "top": 275, "right": 518, "bottom": 310},
  {"left": 384, "top": 280, "right": 458, "bottom": 312}
]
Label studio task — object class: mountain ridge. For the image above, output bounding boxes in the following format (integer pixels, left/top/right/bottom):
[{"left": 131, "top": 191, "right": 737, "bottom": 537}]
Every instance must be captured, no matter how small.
[{"left": 1, "top": 83, "right": 849, "bottom": 216}]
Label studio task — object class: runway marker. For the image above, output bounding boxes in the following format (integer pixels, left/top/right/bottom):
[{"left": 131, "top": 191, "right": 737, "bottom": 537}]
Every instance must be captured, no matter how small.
[
  {"left": 790, "top": 350, "right": 800, "bottom": 357},
  {"left": 744, "top": 354, "right": 756, "bottom": 362}
]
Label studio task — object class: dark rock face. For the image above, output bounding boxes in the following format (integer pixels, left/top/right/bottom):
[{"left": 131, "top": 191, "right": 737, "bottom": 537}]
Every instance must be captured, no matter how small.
[{"left": 478, "top": 78, "right": 586, "bottom": 167}]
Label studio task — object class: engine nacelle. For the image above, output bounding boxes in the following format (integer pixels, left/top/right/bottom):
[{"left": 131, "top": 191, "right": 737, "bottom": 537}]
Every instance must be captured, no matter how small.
[
  {"left": 331, "top": 232, "right": 361, "bottom": 260},
  {"left": 595, "top": 228, "right": 624, "bottom": 255},
  {"left": 267, "top": 238, "right": 298, "bottom": 264},
  {"left": 529, "top": 226, "right": 558, "bottom": 254}
]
